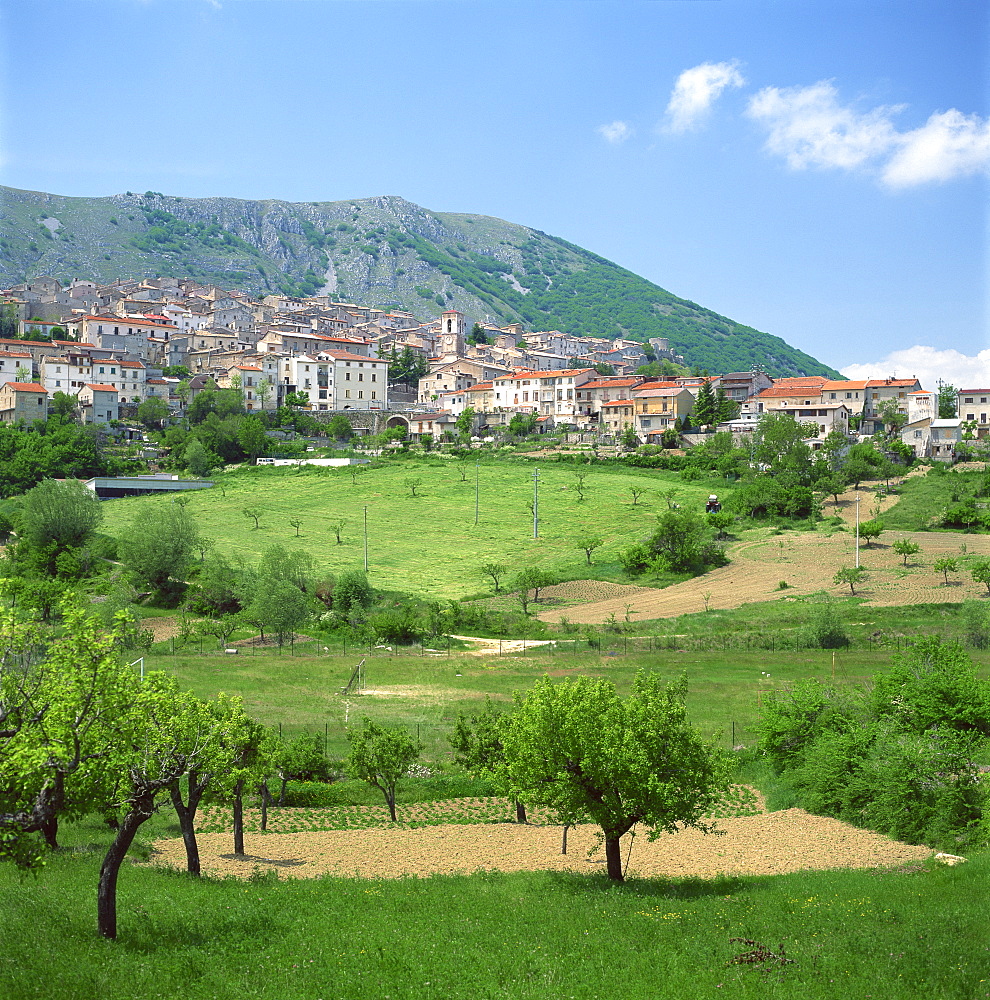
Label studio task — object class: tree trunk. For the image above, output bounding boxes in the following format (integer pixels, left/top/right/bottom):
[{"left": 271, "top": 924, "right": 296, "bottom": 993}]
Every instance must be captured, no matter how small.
[
  {"left": 561, "top": 824, "right": 569, "bottom": 855},
  {"left": 604, "top": 836, "right": 624, "bottom": 881},
  {"left": 169, "top": 785, "right": 201, "bottom": 876},
  {"left": 41, "top": 815, "right": 59, "bottom": 850},
  {"left": 515, "top": 799, "right": 527, "bottom": 824},
  {"left": 386, "top": 789, "right": 397, "bottom": 823},
  {"left": 259, "top": 782, "right": 270, "bottom": 832},
  {"left": 97, "top": 800, "right": 152, "bottom": 939},
  {"left": 278, "top": 774, "right": 288, "bottom": 807},
  {"left": 233, "top": 780, "right": 245, "bottom": 855}
]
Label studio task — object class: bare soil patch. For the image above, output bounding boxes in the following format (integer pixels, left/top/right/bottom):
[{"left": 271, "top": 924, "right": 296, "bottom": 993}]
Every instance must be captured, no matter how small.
[
  {"left": 146, "top": 809, "right": 930, "bottom": 881},
  {"left": 541, "top": 492, "right": 990, "bottom": 625}
]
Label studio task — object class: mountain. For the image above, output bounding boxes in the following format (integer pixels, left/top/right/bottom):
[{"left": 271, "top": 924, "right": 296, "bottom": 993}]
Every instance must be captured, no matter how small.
[{"left": 0, "top": 185, "right": 838, "bottom": 377}]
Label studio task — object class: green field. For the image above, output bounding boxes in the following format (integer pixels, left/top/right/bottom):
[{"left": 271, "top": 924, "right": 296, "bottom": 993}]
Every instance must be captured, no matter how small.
[{"left": 99, "top": 460, "right": 731, "bottom": 599}]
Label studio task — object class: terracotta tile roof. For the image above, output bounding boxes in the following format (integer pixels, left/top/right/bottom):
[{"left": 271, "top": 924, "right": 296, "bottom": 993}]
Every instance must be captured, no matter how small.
[
  {"left": 465, "top": 381, "right": 494, "bottom": 391},
  {"left": 118, "top": 360, "right": 146, "bottom": 369},
  {"left": 866, "top": 378, "right": 920, "bottom": 387},
  {"left": 84, "top": 383, "right": 118, "bottom": 393},
  {"left": 769, "top": 376, "right": 829, "bottom": 388},
  {"left": 633, "top": 386, "right": 691, "bottom": 398},
  {"left": 322, "top": 351, "right": 386, "bottom": 363},
  {"left": 580, "top": 378, "right": 644, "bottom": 390},
  {"left": 821, "top": 380, "right": 867, "bottom": 390},
  {"left": 757, "top": 385, "right": 825, "bottom": 399},
  {"left": 600, "top": 399, "right": 635, "bottom": 408},
  {"left": 83, "top": 314, "right": 174, "bottom": 328},
  {"left": 959, "top": 388, "right": 990, "bottom": 394},
  {"left": 3, "top": 381, "right": 47, "bottom": 393},
  {"left": 0, "top": 350, "right": 32, "bottom": 358}
]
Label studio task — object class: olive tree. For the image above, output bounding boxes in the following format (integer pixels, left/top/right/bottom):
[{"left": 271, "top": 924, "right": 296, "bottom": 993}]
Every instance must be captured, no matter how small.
[{"left": 500, "top": 673, "right": 731, "bottom": 880}]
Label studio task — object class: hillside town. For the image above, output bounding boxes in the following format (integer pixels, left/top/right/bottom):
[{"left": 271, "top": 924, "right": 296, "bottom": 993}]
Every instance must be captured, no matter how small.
[{"left": 0, "top": 274, "right": 982, "bottom": 459}]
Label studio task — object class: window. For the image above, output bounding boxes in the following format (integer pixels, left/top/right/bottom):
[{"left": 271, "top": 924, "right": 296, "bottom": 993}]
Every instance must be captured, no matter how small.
[
  {"left": 345, "top": 390, "right": 351, "bottom": 398},
  {"left": 371, "top": 391, "right": 376, "bottom": 400},
  {"left": 358, "top": 391, "right": 363, "bottom": 399}
]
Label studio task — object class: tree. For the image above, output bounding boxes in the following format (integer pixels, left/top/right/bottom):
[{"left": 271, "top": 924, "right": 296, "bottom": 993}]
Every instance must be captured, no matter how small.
[
  {"left": 328, "top": 518, "right": 345, "bottom": 545},
  {"left": 137, "top": 396, "right": 168, "bottom": 429},
  {"left": 572, "top": 471, "right": 590, "bottom": 501},
  {"left": 753, "top": 411, "right": 813, "bottom": 482},
  {"left": 514, "top": 567, "right": 559, "bottom": 614},
  {"left": 327, "top": 413, "right": 354, "bottom": 441},
  {"left": 937, "top": 382, "right": 957, "bottom": 419},
  {"left": 576, "top": 535, "right": 603, "bottom": 566},
  {"left": 289, "top": 518, "right": 302, "bottom": 537},
  {"left": 237, "top": 415, "right": 269, "bottom": 464},
  {"left": 117, "top": 501, "right": 199, "bottom": 595},
  {"left": 621, "top": 506, "right": 726, "bottom": 576},
  {"left": 859, "top": 519, "right": 884, "bottom": 547},
  {"left": 468, "top": 322, "right": 489, "bottom": 345},
  {"left": 450, "top": 698, "right": 528, "bottom": 823},
  {"left": 347, "top": 719, "right": 421, "bottom": 822},
  {"left": 48, "top": 391, "right": 77, "bottom": 421},
  {"left": 507, "top": 412, "right": 537, "bottom": 437},
  {"left": 404, "top": 477, "right": 422, "bottom": 497},
  {"left": 0, "top": 604, "right": 136, "bottom": 868},
  {"left": 480, "top": 562, "right": 507, "bottom": 594},
  {"left": 455, "top": 406, "right": 476, "bottom": 439},
  {"left": 255, "top": 376, "right": 273, "bottom": 411},
  {"left": 629, "top": 486, "right": 647, "bottom": 505},
  {"left": 244, "top": 577, "right": 310, "bottom": 647},
  {"left": 16, "top": 478, "right": 103, "bottom": 574},
  {"left": 934, "top": 556, "right": 958, "bottom": 585},
  {"left": 243, "top": 506, "right": 263, "bottom": 529},
  {"left": 972, "top": 559, "right": 990, "bottom": 594},
  {"left": 892, "top": 539, "right": 920, "bottom": 566},
  {"left": 693, "top": 379, "right": 717, "bottom": 429},
  {"left": 183, "top": 437, "right": 216, "bottom": 476},
  {"left": 706, "top": 510, "right": 734, "bottom": 539},
  {"left": 714, "top": 384, "right": 738, "bottom": 424},
  {"left": 876, "top": 399, "right": 907, "bottom": 438},
  {"left": 96, "top": 674, "right": 230, "bottom": 938},
  {"left": 499, "top": 673, "right": 731, "bottom": 881},
  {"left": 167, "top": 693, "right": 253, "bottom": 875},
  {"left": 834, "top": 566, "right": 865, "bottom": 595},
  {"left": 284, "top": 390, "right": 310, "bottom": 409}
]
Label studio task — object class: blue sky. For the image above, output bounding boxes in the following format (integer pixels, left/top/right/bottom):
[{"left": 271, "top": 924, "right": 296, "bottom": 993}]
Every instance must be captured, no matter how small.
[{"left": 1, "top": 0, "right": 987, "bottom": 384}]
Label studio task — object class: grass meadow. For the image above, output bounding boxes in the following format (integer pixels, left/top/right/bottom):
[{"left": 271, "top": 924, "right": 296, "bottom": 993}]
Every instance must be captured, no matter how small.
[
  {"left": 97, "top": 459, "right": 731, "bottom": 599},
  {"left": 0, "top": 814, "right": 986, "bottom": 1000}
]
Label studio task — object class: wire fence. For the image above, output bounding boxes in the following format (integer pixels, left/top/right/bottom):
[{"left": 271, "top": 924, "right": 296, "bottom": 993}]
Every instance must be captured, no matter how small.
[{"left": 164, "top": 627, "right": 981, "bottom": 660}]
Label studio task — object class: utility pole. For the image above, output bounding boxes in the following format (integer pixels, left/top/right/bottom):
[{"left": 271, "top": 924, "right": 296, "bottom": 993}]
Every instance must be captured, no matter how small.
[
  {"left": 855, "top": 493, "right": 860, "bottom": 569},
  {"left": 363, "top": 504, "right": 369, "bottom": 572},
  {"left": 533, "top": 467, "right": 540, "bottom": 539}
]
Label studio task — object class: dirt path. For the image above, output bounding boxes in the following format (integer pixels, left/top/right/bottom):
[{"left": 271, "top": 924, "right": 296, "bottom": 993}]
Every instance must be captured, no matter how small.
[
  {"left": 145, "top": 809, "right": 931, "bottom": 881},
  {"left": 449, "top": 634, "right": 556, "bottom": 656}
]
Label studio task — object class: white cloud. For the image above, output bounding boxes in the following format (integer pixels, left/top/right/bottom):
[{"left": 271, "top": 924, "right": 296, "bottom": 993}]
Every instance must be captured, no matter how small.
[
  {"left": 882, "top": 109, "right": 990, "bottom": 188},
  {"left": 597, "top": 121, "right": 633, "bottom": 144},
  {"left": 745, "top": 80, "right": 990, "bottom": 188},
  {"left": 745, "top": 81, "right": 901, "bottom": 171},
  {"left": 840, "top": 346, "right": 990, "bottom": 390},
  {"left": 664, "top": 61, "right": 745, "bottom": 133}
]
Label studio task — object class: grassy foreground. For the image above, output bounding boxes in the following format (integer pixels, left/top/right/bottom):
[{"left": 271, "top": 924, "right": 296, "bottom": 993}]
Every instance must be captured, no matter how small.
[{"left": 0, "top": 815, "right": 985, "bottom": 1000}]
